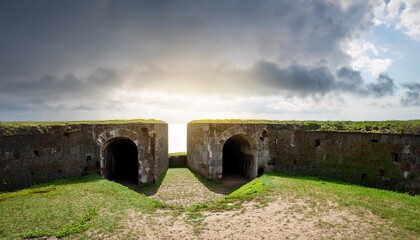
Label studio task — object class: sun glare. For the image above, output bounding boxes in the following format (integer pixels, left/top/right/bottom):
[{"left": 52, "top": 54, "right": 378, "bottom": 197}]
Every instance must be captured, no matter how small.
[{"left": 168, "top": 123, "right": 187, "bottom": 153}]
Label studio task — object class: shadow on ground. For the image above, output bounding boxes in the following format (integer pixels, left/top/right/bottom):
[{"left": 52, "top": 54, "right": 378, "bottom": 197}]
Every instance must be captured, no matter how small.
[{"left": 190, "top": 170, "right": 246, "bottom": 195}]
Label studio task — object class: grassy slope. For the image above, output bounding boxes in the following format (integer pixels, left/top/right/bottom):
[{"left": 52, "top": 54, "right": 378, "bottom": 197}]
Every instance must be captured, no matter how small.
[
  {"left": 0, "top": 171, "right": 419, "bottom": 239},
  {"left": 0, "top": 119, "right": 166, "bottom": 136},
  {"left": 189, "top": 119, "right": 420, "bottom": 134},
  {"left": 0, "top": 175, "right": 163, "bottom": 239},
  {"left": 263, "top": 173, "right": 420, "bottom": 235}
]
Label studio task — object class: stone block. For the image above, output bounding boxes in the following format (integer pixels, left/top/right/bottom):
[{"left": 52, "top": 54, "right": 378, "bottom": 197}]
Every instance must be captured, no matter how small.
[
  {"left": 402, "top": 145, "right": 413, "bottom": 154},
  {"left": 4, "top": 152, "right": 14, "bottom": 161},
  {"left": 70, "top": 146, "right": 80, "bottom": 155},
  {"left": 209, "top": 159, "right": 222, "bottom": 166},
  {"left": 414, "top": 145, "right": 420, "bottom": 155},
  {"left": 201, "top": 151, "right": 208, "bottom": 160},
  {"left": 410, "top": 164, "right": 419, "bottom": 174},
  {"left": 401, "top": 154, "right": 417, "bottom": 164},
  {"left": 209, "top": 166, "right": 216, "bottom": 178},
  {"left": 142, "top": 160, "right": 153, "bottom": 168},
  {"left": 211, "top": 151, "right": 222, "bottom": 161}
]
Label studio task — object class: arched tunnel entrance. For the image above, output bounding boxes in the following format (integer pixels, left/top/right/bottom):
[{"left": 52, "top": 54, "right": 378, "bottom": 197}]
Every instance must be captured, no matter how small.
[
  {"left": 103, "top": 138, "right": 139, "bottom": 185},
  {"left": 222, "top": 134, "right": 256, "bottom": 180}
]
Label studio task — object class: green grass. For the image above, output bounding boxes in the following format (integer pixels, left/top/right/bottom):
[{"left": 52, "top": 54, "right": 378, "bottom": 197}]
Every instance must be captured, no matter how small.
[
  {"left": 189, "top": 119, "right": 420, "bottom": 134},
  {"left": 23, "top": 208, "right": 97, "bottom": 238},
  {"left": 0, "top": 119, "right": 166, "bottom": 136},
  {"left": 189, "top": 172, "right": 419, "bottom": 237},
  {"left": 263, "top": 172, "right": 420, "bottom": 235},
  {"left": 1, "top": 171, "right": 419, "bottom": 239},
  {"left": 0, "top": 175, "right": 164, "bottom": 239},
  {"left": 190, "top": 174, "right": 269, "bottom": 211},
  {"left": 189, "top": 119, "right": 293, "bottom": 124},
  {"left": 168, "top": 152, "right": 187, "bottom": 157}
]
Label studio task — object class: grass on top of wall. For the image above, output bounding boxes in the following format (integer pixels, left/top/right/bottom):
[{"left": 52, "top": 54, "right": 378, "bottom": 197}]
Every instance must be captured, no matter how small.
[
  {"left": 189, "top": 119, "right": 420, "bottom": 134},
  {"left": 169, "top": 152, "right": 187, "bottom": 157},
  {"left": 0, "top": 119, "right": 166, "bottom": 136}
]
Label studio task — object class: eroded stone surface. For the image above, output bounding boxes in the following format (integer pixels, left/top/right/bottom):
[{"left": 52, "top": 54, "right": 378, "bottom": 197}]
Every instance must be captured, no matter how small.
[
  {"left": 187, "top": 123, "right": 420, "bottom": 193},
  {"left": 0, "top": 122, "right": 168, "bottom": 191}
]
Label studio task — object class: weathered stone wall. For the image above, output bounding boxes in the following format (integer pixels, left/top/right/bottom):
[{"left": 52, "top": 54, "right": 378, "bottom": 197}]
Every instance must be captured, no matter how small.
[
  {"left": 0, "top": 122, "right": 168, "bottom": 191},
  {"left": 187, "top": 123, "right": 420, "bottom": 193},
  {"left": 187, "top": 123, "right": 271, "bottom": 180}
]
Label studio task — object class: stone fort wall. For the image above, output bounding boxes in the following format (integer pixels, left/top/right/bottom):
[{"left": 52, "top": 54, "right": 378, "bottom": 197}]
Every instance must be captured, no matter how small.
[
  {"left": 187, "top": 123, "right": 420, "bottom": 194},
  {"left": 0, "top": 122, "right": 168, "bottom": 192}
]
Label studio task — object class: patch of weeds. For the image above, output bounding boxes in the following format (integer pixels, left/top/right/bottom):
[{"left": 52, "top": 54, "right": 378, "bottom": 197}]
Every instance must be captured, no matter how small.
[
  {"left": 316, "top": 220, "right": 336, "bottom": 229},
  {"left": 188, "top": 199, "right": 238, "bottom": 212},
  {"left": 0, "top": 186, "right": 56, "bottom": 201},
  {"left": 185, "top": 212, "right": 206, "bottom": 235},
  {"left": 255, "top": 195, "right": 276, "bottom": 208},
  {"left": 23, "top": 208, "right": 97, "bottom": 238}
]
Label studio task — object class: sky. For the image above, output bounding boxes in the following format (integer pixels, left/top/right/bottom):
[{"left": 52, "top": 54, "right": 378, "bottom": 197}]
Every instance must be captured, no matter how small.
[{"left": 1, "top": 0, "right": 420, "bottom": 124}]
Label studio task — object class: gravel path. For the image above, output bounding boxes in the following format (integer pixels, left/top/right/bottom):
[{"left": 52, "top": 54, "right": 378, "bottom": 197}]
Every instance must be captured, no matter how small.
[{"left": 138, "top": 168, "right": 243, "bottom": 206}]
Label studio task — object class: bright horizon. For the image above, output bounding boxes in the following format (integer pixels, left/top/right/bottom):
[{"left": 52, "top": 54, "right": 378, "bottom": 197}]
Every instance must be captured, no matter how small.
[
  {"left": 0, "top": 1, "right": 419, "bottom": 129},
  {"left": 169, "top": 124, "right": 187, "bottom": 153}
]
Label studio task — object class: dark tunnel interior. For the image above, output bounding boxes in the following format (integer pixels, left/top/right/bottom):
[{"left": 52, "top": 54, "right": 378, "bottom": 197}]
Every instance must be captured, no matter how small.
[
  {"left": 104, "top": 138, "right": 138, "bottom": 184},
  {"left": 222, "top": 135, "right": 253, "bottom": 179}
]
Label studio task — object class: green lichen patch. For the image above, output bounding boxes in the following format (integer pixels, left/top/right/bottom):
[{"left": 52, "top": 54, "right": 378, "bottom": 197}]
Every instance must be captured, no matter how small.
[
  {"left": 189, "top": 119, "right": 420, "bottom": 134},
  {"left": 0, "top": 119, "right": 166, "bottom": 136}
]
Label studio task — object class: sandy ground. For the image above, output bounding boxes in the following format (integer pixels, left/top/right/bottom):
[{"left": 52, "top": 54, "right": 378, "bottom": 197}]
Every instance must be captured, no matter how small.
[
  {"left": 103, "top": 195, "right": 400, "bottom": 240},
  {"left": 91, "top": 169, "right": 405, "bottom": 240}
]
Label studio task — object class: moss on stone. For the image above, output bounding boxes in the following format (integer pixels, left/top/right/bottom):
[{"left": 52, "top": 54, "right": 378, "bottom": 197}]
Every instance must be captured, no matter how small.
[
  {"left": 189, "top": 119, "right": 420, "bottom": 134},
  {"left": 0, "top": 119, "right": 166, "bottom": 136}
]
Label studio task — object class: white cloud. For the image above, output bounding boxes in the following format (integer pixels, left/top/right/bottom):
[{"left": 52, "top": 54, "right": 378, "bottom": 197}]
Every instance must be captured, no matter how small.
[
  {"left": 374, "top": 0, "right": 420, "bottom": 40},
  {"left": 343, "top": 39, "right": 393, "bottom": 76}
]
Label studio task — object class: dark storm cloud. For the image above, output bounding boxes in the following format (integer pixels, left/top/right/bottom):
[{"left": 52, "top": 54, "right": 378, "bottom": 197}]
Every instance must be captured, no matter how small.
[
  {"left": 128, "top": 61, "right": 397, "bottom": 98},
  {"left": 249, "top": 62, "right": 336, "bottom": 96},
  {"left": 368, "top": 73, "right": 396, "bottom": 97},
  {"left": 401, "top": 83, "right": 420, "bottom": 106},
  {"left": 0, "top": 0, "right": 374, "bottom": 81},
  {"left": 0, "top": 103, "right": 29, "bottom": 112},
  {"left": 335, "top": 67, "right": 397, "bottom": 96},
  {"left": 0, "top": 61, "right": 397, "bottom": 107},
  {"left": 0, "top": 0, "right": 114, "bottom": 80},
  {"left": 0, "top": 0, "right": 403, "bottom": 117},
  {"left": 0, "top": 68, "right": 120, "bottom": 97},
  {"left": 336, "top": 66, "right": 364, "bottom": 91}
]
